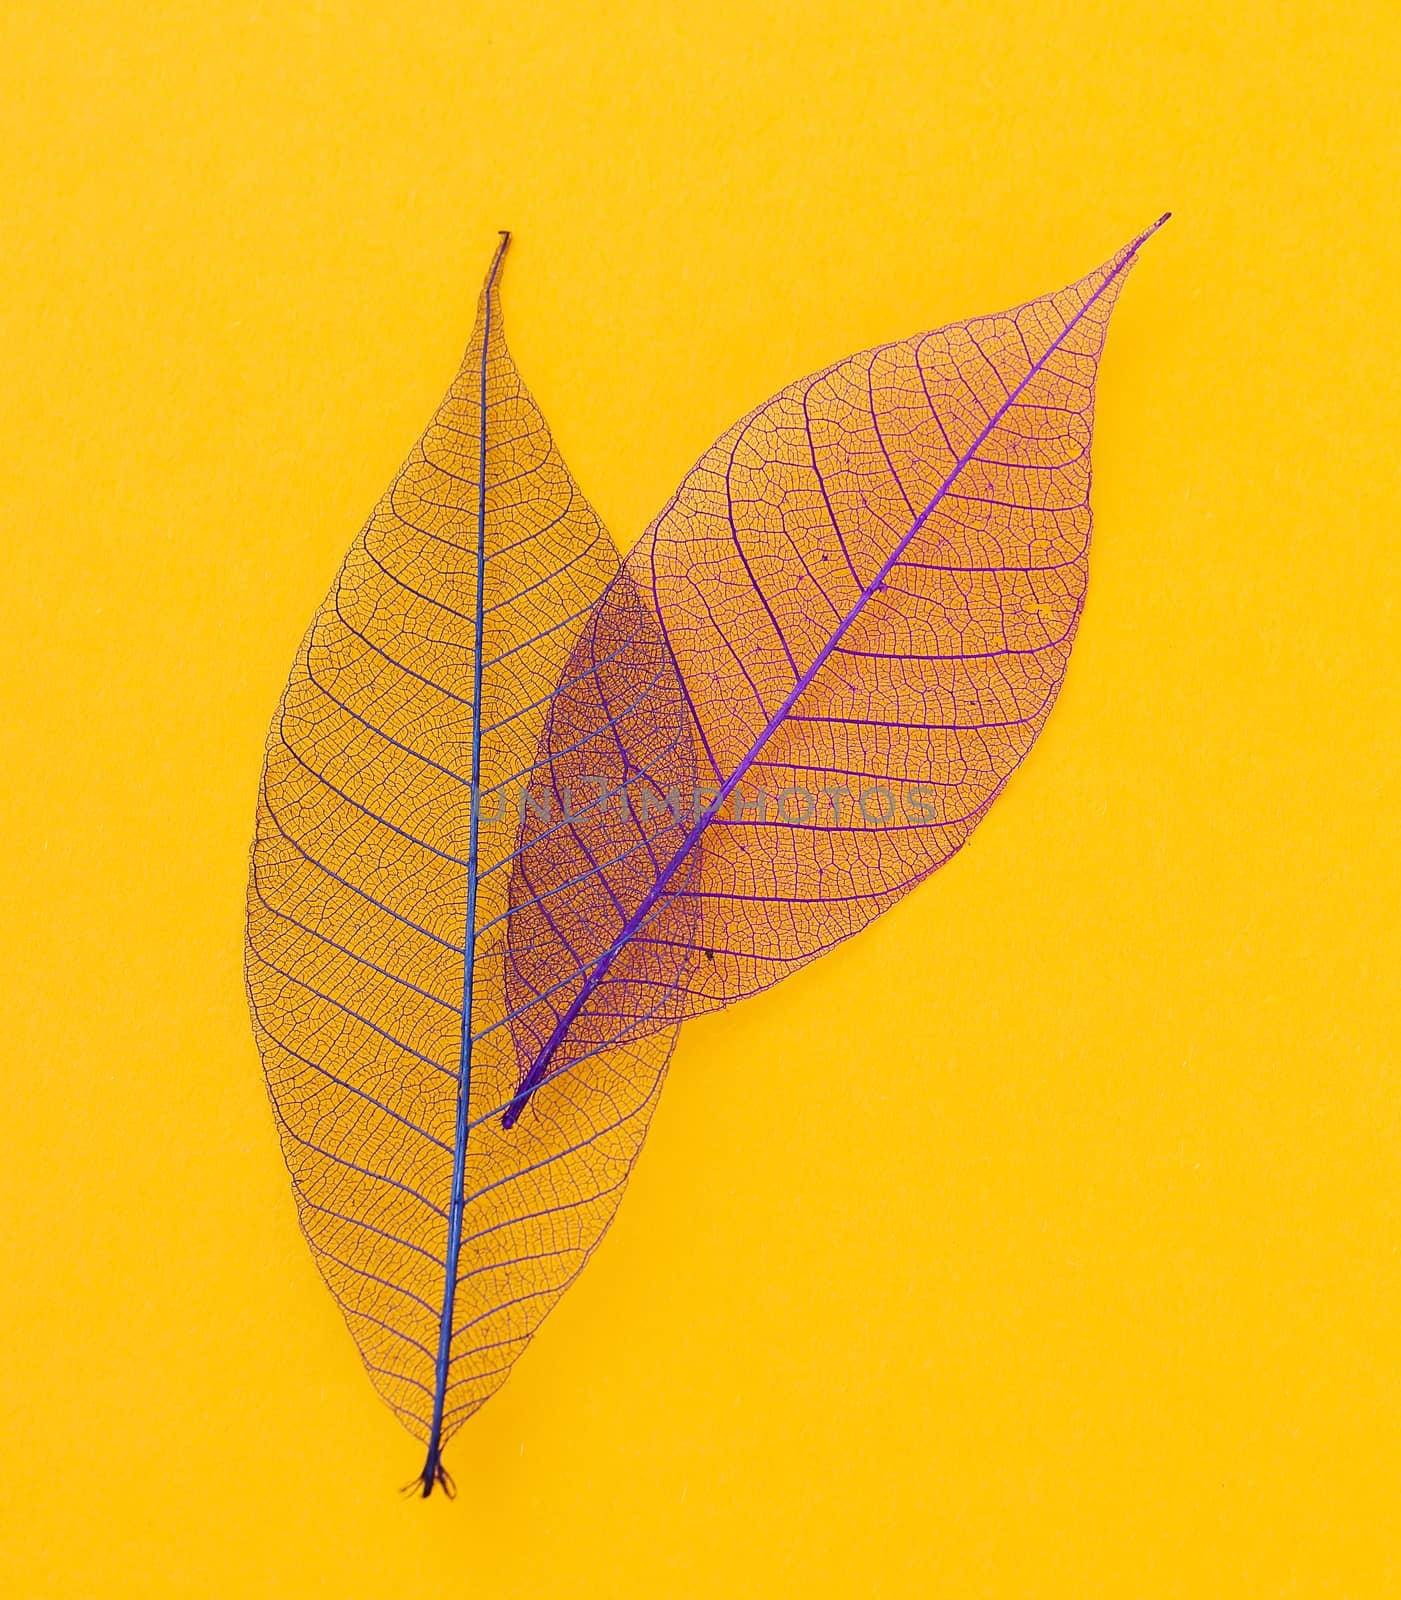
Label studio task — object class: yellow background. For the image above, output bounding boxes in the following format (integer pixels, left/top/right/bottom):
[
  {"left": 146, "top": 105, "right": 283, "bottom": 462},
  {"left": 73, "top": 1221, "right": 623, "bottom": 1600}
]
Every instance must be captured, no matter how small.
[{"left": 3, "top": 2, "right": 1397, "bottom": 1593}]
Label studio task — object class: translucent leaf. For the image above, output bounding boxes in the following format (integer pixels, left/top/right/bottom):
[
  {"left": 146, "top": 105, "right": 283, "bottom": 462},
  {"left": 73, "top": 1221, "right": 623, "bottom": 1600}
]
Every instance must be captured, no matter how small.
[
  {"left": 507, "top": 220, "right": 1166, "bottom": 1104},
  {"left": 245, "top": 239, "right": 687, "bottom": 1494}
]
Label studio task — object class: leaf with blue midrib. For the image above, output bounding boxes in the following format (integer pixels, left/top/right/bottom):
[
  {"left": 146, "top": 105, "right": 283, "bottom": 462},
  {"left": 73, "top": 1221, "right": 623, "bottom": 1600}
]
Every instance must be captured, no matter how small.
[{"left": 244, "top": 238, "right": 690, "bottom": 1495}]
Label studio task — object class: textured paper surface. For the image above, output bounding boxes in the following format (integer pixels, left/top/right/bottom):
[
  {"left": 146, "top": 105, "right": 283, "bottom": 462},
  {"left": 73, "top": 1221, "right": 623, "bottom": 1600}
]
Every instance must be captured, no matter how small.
[{"left": 2, "top": 2, "right": 1397, "bottom": 1594}]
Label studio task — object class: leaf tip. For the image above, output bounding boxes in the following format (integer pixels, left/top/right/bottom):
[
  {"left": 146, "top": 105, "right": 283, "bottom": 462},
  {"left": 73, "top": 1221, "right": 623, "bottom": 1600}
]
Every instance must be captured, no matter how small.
[
  {"left": 1138, "top": 211, "right": 1172, "bottom": 247},
  {"left": 1109, "top": 212, "right": 1170, "bottom": 275}
]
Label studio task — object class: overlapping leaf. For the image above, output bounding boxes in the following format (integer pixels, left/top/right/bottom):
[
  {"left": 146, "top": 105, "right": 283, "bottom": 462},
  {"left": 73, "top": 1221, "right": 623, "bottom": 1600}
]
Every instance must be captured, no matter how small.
[
  {"left": 245, "top": 239, "right": 689, "bottom": 1494},
  {"left": 503, "top": 569, "right": 700, "bottom": 1115},
  {"left": 506, "top": 221, "right": 1165, "bottom": 1105},
  {"left": 249, "top": 223, "right": 1162, "bottom": 1487}
]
